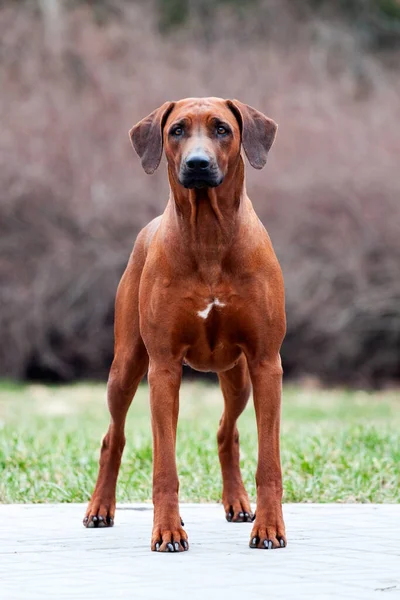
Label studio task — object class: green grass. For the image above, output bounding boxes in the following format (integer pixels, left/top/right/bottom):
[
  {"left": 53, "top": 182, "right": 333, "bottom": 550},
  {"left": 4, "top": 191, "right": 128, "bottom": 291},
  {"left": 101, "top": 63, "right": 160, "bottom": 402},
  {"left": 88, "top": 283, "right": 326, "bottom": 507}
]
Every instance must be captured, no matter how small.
[{"left": 0, "top": 381, "right": 399, "bottom": 503}]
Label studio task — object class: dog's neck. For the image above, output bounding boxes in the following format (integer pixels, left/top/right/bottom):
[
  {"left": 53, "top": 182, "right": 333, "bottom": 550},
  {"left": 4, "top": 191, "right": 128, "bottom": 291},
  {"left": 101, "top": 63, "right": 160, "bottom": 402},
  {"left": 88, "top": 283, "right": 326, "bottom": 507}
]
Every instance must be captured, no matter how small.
[{"left": 165, "top": 157, "right": 247, "bottom": 273}]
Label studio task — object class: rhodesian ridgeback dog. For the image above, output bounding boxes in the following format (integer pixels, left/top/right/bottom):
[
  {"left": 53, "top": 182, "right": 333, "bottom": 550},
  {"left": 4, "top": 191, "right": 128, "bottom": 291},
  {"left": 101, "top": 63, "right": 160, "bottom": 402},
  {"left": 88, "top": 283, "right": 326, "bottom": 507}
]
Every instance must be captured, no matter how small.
[{"left": 83, "top": 97, "right": 286, "bottom": 552}]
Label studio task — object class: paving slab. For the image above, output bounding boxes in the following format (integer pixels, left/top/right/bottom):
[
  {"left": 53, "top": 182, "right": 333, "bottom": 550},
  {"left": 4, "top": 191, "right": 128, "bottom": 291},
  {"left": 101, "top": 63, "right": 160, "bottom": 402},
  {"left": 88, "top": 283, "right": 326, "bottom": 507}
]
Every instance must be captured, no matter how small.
[{"left": 0, "top": 504, "right": 399, "bottom": 600}]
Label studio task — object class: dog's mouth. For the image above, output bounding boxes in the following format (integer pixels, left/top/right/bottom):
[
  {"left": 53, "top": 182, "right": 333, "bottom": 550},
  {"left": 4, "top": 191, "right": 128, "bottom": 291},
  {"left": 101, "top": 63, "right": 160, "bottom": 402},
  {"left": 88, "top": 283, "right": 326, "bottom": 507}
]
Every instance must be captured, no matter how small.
[{"left": 179, "top": 171, "right": 224, "bottom": 189}]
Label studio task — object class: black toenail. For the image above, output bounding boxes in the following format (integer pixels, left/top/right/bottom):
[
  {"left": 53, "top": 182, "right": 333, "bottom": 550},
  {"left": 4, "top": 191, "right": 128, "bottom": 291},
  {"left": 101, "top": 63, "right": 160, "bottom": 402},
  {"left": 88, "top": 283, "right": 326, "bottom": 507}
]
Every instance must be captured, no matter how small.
[
  {"left": 182, "top": 540, "right": 188, "bottom": 550},
  {"left": 174, "top": 542, "right": 180, "bottom": 551},
  {"left": 167, "top": 543, "right": 174, "bottom": 552},
  {"left": 279, "top": 538, "right": 285, "bottom": 547},
  {"left": 156, "top": 542, "right": 160, "bottom": 551},
  {"left": 251, "top": 537, "right": 258, "bottom": 546},
  {"left": 181, "top": 518, "right": 185, "bottom": 527}
]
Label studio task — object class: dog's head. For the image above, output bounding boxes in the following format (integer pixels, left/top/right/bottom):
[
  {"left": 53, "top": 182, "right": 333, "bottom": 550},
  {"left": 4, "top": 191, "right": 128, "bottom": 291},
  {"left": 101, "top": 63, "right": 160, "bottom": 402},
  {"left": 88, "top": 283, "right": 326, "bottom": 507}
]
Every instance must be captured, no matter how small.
[{"left": 130, "top": 97, "right": 277, "bottom": 189}]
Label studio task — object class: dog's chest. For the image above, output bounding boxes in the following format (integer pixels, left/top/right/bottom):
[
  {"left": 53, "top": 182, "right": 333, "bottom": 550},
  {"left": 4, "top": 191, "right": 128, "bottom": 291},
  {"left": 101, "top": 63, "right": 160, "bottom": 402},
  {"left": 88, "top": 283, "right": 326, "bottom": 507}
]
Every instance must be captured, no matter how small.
[
  {"left": 179, "top": 290, "right": 244, "bottom": 371},
  {"left": 196, "top": 297, "right": 226, "bottom": 320},
  {"left": 145, "top": 275, "right": 266, "bottom": 371}
]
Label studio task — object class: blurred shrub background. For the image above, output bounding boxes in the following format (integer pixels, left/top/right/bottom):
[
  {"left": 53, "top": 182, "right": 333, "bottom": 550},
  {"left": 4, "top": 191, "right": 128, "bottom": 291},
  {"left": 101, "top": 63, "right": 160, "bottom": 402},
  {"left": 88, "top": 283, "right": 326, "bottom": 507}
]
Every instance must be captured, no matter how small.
[{"left": 1, "top": 0, "right": 399, "bottom": 386}]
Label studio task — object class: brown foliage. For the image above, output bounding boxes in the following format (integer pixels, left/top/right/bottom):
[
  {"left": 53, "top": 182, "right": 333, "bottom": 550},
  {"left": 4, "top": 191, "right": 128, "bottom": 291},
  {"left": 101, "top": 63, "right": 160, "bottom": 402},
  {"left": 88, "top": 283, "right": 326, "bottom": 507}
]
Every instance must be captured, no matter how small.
[{"left": 0, "top": 2, "right": 399, "bottom": 385}]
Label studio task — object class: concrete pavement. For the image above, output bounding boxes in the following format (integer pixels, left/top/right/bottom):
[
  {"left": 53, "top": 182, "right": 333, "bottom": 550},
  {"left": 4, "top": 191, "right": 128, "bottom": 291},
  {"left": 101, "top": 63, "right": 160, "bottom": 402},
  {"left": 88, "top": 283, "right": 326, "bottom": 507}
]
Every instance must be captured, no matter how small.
[{"left": 1, "top": 503, "right": 399, "bottom": 599}]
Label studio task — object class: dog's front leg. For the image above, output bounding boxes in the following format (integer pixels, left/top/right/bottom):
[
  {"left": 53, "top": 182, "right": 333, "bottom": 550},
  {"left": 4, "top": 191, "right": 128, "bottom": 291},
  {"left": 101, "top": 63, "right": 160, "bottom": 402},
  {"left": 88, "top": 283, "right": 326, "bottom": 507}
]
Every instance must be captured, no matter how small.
[
  {"left": 248, "top": 356, "right": 287, "bottom": 549},
  {"left": 148, "top": 360, "right": 188, "bottom": 552}
]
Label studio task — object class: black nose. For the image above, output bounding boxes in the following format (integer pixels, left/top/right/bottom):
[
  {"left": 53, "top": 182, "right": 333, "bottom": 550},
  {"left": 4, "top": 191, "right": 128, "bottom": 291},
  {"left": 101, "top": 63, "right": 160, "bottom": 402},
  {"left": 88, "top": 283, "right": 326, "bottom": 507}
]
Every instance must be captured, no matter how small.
[{"left": 186, "top": 154, "right": 210, "bottom": 171}]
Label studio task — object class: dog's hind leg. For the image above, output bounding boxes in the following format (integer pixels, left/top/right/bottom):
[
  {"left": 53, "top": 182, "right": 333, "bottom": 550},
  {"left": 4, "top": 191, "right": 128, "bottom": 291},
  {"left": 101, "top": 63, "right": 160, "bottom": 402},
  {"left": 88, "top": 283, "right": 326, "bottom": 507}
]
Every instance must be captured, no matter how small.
[
  {"left": 83, "top": 341, "right": 148, "bottom": 528},
  {"left": 83, "top": 237, "right": 148, "bottom": 529},
  {"left": 217, "top": 354, "right": 253, "bottom": 523}
]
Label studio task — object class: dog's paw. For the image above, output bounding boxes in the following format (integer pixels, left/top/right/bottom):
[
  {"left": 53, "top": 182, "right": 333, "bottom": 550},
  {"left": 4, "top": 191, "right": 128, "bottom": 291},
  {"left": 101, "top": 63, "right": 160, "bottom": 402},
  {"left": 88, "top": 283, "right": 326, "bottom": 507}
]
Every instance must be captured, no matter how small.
[
  {"left": 151, "top": 526, "right": 189, "bottom": 552},
  {"left": 223, "top": 492, "right": 253, "bottom": 522},
  {"left": 249, "top": 519, "right": 286, "bottom": 549},
  {"left": 83, "top": 498, "right": 115, "bottom": 528}
]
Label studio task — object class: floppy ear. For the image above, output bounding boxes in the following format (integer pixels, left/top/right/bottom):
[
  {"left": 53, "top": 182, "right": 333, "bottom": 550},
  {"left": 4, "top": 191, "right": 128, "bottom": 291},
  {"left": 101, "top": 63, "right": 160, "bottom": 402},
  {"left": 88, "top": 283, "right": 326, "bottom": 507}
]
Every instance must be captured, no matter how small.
[
  {"left": 226, "top": 99, "right": 277, "bottom": 169},
  {"left": 129, "top": 101, "right": 175, "bottom": 174}
]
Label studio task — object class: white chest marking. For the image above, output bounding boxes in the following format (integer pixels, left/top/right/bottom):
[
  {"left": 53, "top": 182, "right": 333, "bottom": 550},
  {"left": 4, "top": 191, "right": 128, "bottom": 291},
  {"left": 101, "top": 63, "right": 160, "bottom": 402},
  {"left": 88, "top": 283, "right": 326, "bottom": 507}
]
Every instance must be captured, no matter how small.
[{"left": 197, "top": 298, "right": 226, "bottom": 319}]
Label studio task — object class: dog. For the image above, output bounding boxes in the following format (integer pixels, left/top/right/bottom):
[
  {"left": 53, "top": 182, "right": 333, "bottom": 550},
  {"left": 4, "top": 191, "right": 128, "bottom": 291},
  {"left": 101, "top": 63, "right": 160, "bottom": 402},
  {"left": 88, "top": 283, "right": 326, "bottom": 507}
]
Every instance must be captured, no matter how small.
[{"left": 83, "top": 97, "right": 287, "bottom": 552}]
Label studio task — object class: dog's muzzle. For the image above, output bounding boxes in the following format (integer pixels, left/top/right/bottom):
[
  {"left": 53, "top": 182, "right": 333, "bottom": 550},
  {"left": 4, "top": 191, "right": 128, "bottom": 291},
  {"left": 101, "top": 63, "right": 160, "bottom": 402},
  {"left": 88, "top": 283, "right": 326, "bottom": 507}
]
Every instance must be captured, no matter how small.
[{"left": 179, "top": 152, "right": 223, "bottom": 189}]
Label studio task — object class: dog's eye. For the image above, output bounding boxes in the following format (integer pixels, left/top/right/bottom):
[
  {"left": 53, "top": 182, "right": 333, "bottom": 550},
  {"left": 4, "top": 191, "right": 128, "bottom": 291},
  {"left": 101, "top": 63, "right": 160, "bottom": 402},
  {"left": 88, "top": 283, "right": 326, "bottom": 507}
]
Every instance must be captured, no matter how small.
[
  {"left": 216, "top": 125, "right": 228, "bottom": 135},
  {"left": 172, "top": 127, "right": 183, "bottom": 137}
]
